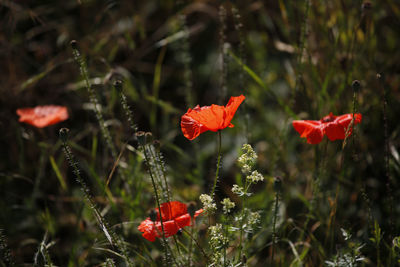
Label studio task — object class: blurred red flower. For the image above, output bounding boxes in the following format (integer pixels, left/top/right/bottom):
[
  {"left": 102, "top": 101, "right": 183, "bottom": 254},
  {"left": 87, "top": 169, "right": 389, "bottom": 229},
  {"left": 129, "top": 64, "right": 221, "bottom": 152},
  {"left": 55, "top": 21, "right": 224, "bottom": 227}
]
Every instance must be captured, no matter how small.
[
  {"left": 292, "top": 112, "right": 362, "bottom": 144},
  {"left": 181, "top": 95, "right": 245, "bottom": 140},
  {"left": 16, "top": 105, "right": 68, "bottom": 128},
  {"left": 138, "top": 201, "right": 203, "bottom": 242}
]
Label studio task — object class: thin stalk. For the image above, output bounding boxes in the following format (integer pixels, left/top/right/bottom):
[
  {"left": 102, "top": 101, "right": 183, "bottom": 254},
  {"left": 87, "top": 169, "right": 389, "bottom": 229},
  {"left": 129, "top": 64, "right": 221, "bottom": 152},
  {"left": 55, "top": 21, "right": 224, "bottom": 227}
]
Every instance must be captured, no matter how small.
[
  {"left": 181, "top": 228, "right": 210, "bottom": 264},
  {"left": 59, "top": 129, "right": 134, "bottom": 266},
  {"left": 188, "top": 223, "right": 194, "bottom": 267},
  {"left": 271, "top": 189, "right": 280, "bottom": 265},
  {"left": 0, "top": 229, "right": 15, "bottom": 267},
  {"left": 238, "top": 179, "right": 250, "bottom": 262},
  {"left": 211, "top": 131, "right": 222, "bottom": 197},
  {"left": 378, "top": 74, "right": 393, "bottom": 241},
  {"left": 70, "top": 40, "right": 117, "bottom": 159},
  {"left": 223, "top": 219, "right": 228, "bottom": 266},
  {"left": 71, "top": 41, "right": 131, "bottom": 195},
  {"left": 141, "top": 143, "right": 178, "bottom": 266}
]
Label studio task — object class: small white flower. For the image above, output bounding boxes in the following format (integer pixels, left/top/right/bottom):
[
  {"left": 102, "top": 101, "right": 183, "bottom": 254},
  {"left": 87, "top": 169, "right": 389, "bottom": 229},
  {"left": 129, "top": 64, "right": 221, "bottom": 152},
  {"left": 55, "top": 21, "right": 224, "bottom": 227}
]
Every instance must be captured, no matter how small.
[
  {"left": 199, "top": 194, "right": 216, "bottom": 213},
  {"left": 221, "top": 198, "right": 235, "bottom": 214},
  {"left": 248, "top": 211, "right": 261, "bottom": 226},
  {"left": 209, "top": 224, "right": 229, "bottom": 249},
  {"left": 232, "top": 184, "right": 244, "bottom": 196},
  {"left": 237, "top": 144, "right": 257, "bottom": 174},
  {"left": 246, "top": 170, "right": 264, "bottom": 184}
]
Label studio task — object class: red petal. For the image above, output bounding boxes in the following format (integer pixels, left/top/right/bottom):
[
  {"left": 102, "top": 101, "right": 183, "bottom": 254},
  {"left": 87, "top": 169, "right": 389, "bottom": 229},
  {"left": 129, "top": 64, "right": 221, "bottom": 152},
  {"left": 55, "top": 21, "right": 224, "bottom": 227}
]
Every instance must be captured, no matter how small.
[
  {"left": 159, "top": 220, "right": 179, "bottom": 238},
  {"left": 138, "top": 219, "right": 157, "bottom": 242},
  {"left": 292, "top": 120, "right": 324, "bottom": 144},
  {"left": 174, "top": 214, "right": 191, "bottom": 228},
  {"left": 324, "top": 122, "right": 346, "bottom": 141},
  {"left": 159, "top": 201, "right": 188, "bottom": 221},
  {"left": 180, "top": 95, "right": 245, "bottom": 140},
  {"left": 16, "top": 105, "right": 68, "bottom": 128},
  {"left": 222, "top": 95, "right": 245, "bottom": 128},
  {"left": 306, "top": 127, "right": 324, "bottom": 144},
  {"left": 335, "top": 113, "right": 362, "bottom": 138}
]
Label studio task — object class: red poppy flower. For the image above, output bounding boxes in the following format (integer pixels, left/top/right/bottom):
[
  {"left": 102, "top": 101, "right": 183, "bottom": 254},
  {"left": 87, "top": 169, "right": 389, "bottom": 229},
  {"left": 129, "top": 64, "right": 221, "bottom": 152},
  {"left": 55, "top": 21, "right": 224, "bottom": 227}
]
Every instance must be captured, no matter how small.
[
  {"left": 181, "top": 95, "right": 245, "bottom": 140},
  {"left": 138, "top": 201, "right": 203, "bottom": 242},
  {"left": 16, "top": 105, "right": 69, "bottom": 128},
  {"left": 292, "top": 112, "right": 362, "bottom": 144}
]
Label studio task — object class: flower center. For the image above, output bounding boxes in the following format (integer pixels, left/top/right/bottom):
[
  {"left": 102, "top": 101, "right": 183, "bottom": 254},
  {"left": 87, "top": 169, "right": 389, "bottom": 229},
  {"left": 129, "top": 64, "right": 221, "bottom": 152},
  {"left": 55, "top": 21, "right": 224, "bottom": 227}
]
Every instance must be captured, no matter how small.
[{"left": 321, "top": 114, "right": 335, "bottom": 123}]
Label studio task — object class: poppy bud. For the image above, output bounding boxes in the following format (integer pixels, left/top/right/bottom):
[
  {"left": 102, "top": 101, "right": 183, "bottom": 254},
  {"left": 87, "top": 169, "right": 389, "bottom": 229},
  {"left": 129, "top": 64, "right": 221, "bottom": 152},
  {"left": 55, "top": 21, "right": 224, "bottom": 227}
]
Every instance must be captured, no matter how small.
[
  {"left": 59, "top": 128, "right": 70, "bottom": 143},
  {"left": 187, "top": 202, "right": 196, "bottom": 218},
  {"left": 149, "top": 209, "right": 157, "bottom": 222},
  {"left": 114, "top": 80, "right": 123, "bottom": 92},
  {"left": 145, "top": 132, "right": 153, "bottom": 143},
  {"left": 274, "top": 176, "right": 282, "bottom": 193},
  {"left": 70, "top": 40, "right": 78, "bottom": 49},
  {"left": 352, "top": 80, "right": 361, "bottom": 93},
  {"left": 136, "top": 131, "right": 146, "bottom": 146}
]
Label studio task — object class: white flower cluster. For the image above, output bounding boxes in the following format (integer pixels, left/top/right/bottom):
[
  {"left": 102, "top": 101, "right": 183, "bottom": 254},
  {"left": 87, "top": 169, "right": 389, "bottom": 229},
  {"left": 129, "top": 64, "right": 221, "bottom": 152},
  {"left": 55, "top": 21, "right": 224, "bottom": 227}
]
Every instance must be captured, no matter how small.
[
  {"left": 246, "top": 170, "right": 264, "bottom": 184},
  {"left": 199, "top": 194, "right": 216, "bottom": 213},
  {"left": 237, "top": 144, "right": 257, "bottom": 174},
  {"left": 231, "top": 184, "right": 244, "bottom": 196},
  {"left": 209, "top": 224, "right": 229, "bottom": 250},
  {"left": 247, "top": 211, "right": 261, "bottom": 226},
  {"left": 221, "top": 198, "right": 235, "bottom": 214}
]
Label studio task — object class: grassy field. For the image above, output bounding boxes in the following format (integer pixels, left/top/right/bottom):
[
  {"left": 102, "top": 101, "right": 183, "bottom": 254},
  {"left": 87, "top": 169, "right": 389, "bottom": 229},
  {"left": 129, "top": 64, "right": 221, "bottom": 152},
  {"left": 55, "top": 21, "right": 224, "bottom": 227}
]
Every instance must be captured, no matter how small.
[{"left": 1, "top": 0, "right": 400, "bottom": 266}]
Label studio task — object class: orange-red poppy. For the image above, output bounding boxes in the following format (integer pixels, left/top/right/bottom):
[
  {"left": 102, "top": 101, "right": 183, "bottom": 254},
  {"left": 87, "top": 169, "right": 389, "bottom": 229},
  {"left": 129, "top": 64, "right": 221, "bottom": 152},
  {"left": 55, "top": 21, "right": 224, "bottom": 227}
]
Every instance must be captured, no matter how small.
[
  {"left": 292, "top": 112, "right": 362, "bottom": 144},
  {"left": 16, "top": 105, "right": 69, "bottom": 128},
  {"left": 181, "top": 95, "right": 245, "bottom": 140},
  {"left": 138, "top": 201, "right": 203, "bottom": 242}
]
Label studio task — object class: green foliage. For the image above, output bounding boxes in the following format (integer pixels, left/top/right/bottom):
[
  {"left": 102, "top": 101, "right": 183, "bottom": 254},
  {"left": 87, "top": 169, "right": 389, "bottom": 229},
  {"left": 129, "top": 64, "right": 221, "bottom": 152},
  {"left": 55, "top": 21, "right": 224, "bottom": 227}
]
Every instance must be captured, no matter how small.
[{"left": 1, "top": 0, "right": 400, "bottom": 266}]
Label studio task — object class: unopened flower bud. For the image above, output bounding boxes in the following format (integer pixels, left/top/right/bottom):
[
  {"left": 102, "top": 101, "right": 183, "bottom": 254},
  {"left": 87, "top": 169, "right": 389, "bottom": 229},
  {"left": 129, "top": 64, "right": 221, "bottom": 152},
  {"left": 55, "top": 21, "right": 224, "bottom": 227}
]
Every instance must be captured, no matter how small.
[
  {"left": 136, "top": 131, "right": 146, "bottom": 145},
  {"left": 352, "top": 80, "right": 361, "bottom": 92},
  {"left": 59, "top": 128, "right": 70, "bottom": 143},
  {"left": 274, "top": 176, "right": 282, "bottom": 193},
  {"left": 145, "top": 132, "right": 153, "bottom": 143},
  {"left": 70, "top": 40, "right": 78, "bottom": 49},
  {"left": 114, "top": 80, "right": 123, "bottom": 92}
]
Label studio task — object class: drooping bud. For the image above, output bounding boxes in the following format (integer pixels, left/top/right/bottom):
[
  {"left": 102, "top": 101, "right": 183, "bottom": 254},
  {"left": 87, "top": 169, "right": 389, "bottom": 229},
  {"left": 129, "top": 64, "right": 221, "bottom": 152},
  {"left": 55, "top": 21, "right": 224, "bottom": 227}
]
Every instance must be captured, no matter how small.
[
  {"left": 273, "top": 176, "right": 282, "bottom": 193},
  {"left": 59, "top": 128, "right": 70, "bottom": 143},
  {"left": 70, "top": 40, "right": 78, "bottom": 49},
  {"left": 145, "top": 132, "right": 153, "bottom": 143},
  {"left": 352, "top": 80, "right": 361, "bottom": 93},
  {"left": 136, "top": 131, "right": 146, "bottom": 146},
  {"left": 114, "top": 80, "right": 123, "bottom": 92}
]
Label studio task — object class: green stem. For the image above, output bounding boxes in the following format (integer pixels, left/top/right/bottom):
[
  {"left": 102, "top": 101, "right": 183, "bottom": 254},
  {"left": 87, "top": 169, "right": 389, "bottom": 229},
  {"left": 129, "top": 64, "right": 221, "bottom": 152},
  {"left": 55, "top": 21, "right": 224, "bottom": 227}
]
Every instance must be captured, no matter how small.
[
  {"left": 238, "top": 179, "right": 249, "bottom": 262},
  {"left": 142, "top": 143, "right": 179, "bottom": 266},
  {"left": 211, "top": 131, "right": 222, "bottom": 197},
  {"left": 271, "top": 191, "right": 279, "bottom": 265}
]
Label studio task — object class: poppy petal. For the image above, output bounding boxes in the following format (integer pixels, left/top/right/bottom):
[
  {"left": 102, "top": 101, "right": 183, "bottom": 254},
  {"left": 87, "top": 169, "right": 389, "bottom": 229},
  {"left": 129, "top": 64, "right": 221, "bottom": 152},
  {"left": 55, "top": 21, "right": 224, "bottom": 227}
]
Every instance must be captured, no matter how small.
[
  {"left": 159, "top": 220, "right": 179, "bottom": 238},
  {"left": 324, "top": 122, "right": 345, "bottom": 141},
  {"left": 335, "top": 113, "right": 362, "bottom": 138},
  {"left": 159, "top": 201, "right": 188, "bottom": 221},
  {"left": 174, "top": 214, "right": 191, "bottom": 229},
  {"left": 16, "top": 105, "right": 68, "bottom": 128},
  {"left": 181, "top": 95, "right": 245, "bottom": 140},
  {"left": 305, "top": 126, "right": 324, "bottom": 144},
  {"left": 138, "top": 219, "right": 157, "bottom": 242},
  {"left": 223, "top": 95, "right": 245, "bottom": 129}
]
